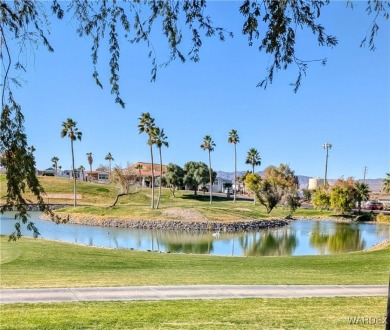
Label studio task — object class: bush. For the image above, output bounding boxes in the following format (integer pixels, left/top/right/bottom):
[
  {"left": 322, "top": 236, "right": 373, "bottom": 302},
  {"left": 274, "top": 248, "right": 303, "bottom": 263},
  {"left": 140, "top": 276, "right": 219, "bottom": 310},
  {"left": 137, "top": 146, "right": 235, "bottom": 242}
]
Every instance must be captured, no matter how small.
[{"left": 376, "top": 213, "right": 390, "bottom": 223}]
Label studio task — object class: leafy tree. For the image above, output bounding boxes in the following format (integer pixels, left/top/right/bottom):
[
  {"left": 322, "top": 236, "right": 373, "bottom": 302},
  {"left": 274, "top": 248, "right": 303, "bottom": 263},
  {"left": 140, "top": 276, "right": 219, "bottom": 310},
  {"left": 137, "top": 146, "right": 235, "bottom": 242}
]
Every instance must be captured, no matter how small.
[
  {"left": 183, "top": 161, "right": 210, "bottom": 195},
  {"left": 245, "top": 164, "right": 299, "bottom": 214},
  {"left": 354, "top": 181, "right": 371, "bottom": 213},
  {"left": 51, "top": 156, "right": 59, "bottom": 175},
  {"left": 382, "top": 173, "right": 390, "bottom": 194},
  {"left": 104, "top": 152, "right": 114, "bottom": 180},
  {"left": 312, "top": 188, "right": 331, "bottom": 210},
  {"left": 138, "top": 112, "right": 156, "bottom": 209},
  {"left": 151, "top": 126, "right": 169, "bottom": 209},
  {"left": 165, "top": 163, "right": 185, "bottom": 197},
  {"left": 60, "top": 118, "right": 82, "bottom": 207},
  {"left": 86, "top": 152, "right": 93, "bottom": 179},
  {"left": 228, "top": 129, "right": 239, "bottom": 202},
  {"left": 110, "top": 166, "right": 140, "bottom": 207},
  {"left": 200, "top": 135, "right": 216, "bottom": 204},
  {"left": 302, "top": 189, "right": 312, "bottom": 202},
  {"left": 329, "top": 177, "right": 356, "bottom": 214}
]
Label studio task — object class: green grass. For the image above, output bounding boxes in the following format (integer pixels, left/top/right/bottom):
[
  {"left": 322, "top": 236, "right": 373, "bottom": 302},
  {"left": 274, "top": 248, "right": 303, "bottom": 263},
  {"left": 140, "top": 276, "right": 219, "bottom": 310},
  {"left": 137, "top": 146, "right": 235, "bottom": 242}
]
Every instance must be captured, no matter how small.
[
  {"left": 1, "top": 236, "right": 389, "bottom": 288},
  {"left": 0, "top": 175, "right": 336, "bottom": 222},
  {"left": 1, "top": 297, "right": 387, "bottom": 329}
]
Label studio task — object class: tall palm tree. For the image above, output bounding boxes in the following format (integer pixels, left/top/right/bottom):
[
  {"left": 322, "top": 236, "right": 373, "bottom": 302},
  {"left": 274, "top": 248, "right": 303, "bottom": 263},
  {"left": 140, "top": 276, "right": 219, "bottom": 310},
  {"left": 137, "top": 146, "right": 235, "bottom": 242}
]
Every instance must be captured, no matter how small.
[
  {"left": 138, "top": 112, "right": 156, "bottom": 209},
  {"left": 200, "top": 135, "right": 216, "bottom": 204},
  {"left": 60, "top": 118, "right": 82, "bottom": 207},
  {"left": 354, "top": 181, "right": 370, "bottom": 213},
  {"left": 245, "top": 148, "right": 261, "bottom": 174},
  {"left": 105, "top": 152, "right": 114, "bottom": 181},
  {"left": 228, "top": 129, "right": 239, "bottom": 202},
  {"left": 51, "top": 156, "right": 59, "bottom": 175},
  {"left": 86, "top": 152, "right": 93, "bottom": 181},
  {"left": 382, "top": 173, "right": 390, "bottom": 194},
  {"left": 152, "top": 126, "right": 169, "bottom": 209},
  {"left": 245, "top": 148, "right": 261, "bottom": 205}
]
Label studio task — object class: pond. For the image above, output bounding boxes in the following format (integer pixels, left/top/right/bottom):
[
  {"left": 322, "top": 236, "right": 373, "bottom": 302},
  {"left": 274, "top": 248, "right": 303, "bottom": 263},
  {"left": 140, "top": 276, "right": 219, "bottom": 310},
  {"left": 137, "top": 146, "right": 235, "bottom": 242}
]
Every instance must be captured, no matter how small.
[{"left": 1, "top": 212, "right": 389, "bottom": 256}]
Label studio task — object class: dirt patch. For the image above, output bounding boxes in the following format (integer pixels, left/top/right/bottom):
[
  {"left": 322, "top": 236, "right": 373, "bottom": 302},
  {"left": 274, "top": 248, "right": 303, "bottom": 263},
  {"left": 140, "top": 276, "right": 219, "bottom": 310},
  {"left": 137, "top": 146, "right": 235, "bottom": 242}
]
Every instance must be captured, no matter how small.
[
  {"left": 161, "top": 208, "right": 208, "bottom": 222},
  {"left": 44, "top": 193, "right": 82, "bottom": 200}
]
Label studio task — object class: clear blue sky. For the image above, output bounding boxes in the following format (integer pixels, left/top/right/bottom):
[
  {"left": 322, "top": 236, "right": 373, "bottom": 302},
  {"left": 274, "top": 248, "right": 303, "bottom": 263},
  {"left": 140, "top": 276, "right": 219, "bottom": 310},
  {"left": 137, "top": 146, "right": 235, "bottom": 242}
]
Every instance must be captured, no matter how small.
[{"left": 13, "top": 1, "right": 389, "bottom": 179}]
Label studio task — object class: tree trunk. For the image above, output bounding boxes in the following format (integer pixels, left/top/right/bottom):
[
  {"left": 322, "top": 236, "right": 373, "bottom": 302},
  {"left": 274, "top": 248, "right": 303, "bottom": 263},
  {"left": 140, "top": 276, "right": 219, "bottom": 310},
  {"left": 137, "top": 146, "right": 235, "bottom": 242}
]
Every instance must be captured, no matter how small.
[
  {"left": 234, "top": 143, "right": 236, "bottom": 203},
  {"left": 150, "top": 145, "right": 155, "bottom": 209},
  {"left": 208, "top": 150, "right": 212, "bottom": 204},
  {"left": 156, "top": 147, "right": 162, "bottom": 209},
  {"left": 252, "top": 164, "right": 256, "bottom": 205},
  {"left": 71, "top": 139, "right": 77, "bottom": 207}
]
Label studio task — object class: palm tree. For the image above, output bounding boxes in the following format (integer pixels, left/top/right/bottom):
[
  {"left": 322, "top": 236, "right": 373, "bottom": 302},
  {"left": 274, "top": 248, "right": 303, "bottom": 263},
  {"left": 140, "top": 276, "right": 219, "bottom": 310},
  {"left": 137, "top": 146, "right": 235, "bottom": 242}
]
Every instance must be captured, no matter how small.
[
  {"left": 86, "top": 152, "right": 93, "bottom": 180},
  {"left": 138, "top": 112, "right": 156, "bottom": 209},
  {"left": 152, "top": 126, "right": 169, "bottom": 209},
  {"left": 51, "top": 156, "right": 59, "bottom": 175},
  {"left": 105, "top": 152, "right": 114, "bottom": 181},
  {"left": 60, "top": 118, "right": 82, "bottom": 207},
  {"left": 382, "top": 173, "right": 390, "bottom": 194},
  {"left": 245, "top": 148, "right": 261, "bottom": 205},
  {"left": 135, "top": 163, "right": 143, "bottom": 185},
  {"left": 200, "top": 135, "right": 216, "bottom": 204},
  {"left": 245, "top": 148, "right": 261, "bottom": 174},
  {"left": 78, "top": 165, "right": 85, "bottom": 181},
  {"left": 228, "top": 129, "right": 239, "bottom": 202},
  {"left": 354, "top": 181, "right": 371, "bottom": 213}
]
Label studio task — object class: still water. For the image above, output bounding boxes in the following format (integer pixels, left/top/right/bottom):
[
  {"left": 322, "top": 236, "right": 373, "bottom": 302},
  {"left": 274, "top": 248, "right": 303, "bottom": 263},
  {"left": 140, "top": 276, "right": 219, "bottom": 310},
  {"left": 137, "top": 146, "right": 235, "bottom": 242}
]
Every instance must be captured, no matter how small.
[{"left": 1, "top": 212, "right": 389, "bottom": 256}]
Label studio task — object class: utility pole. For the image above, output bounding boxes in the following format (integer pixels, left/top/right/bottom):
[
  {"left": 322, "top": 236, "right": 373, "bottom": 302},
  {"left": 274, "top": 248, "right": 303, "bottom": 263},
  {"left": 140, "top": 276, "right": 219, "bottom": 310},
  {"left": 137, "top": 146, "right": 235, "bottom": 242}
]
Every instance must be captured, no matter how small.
[
  {"left": 363, "top": 166, "right": 368, "bottom": 183},
  {"left": 323, "top": 143, "right": 332, "bottom": 188}
]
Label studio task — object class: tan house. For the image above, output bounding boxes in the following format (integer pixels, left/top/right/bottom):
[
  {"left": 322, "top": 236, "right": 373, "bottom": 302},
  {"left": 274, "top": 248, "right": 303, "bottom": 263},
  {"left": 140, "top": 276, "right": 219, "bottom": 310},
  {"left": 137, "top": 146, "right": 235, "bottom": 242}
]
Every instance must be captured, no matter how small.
[{"left": 129, "top": 162, "right": 167, "bottom": 187}]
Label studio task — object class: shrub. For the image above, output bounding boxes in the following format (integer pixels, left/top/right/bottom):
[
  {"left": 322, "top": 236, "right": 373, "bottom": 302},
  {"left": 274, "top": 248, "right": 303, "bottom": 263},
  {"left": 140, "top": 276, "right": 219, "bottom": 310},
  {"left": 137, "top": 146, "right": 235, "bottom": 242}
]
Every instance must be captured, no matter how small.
[{"left": 376, "top": 213, "right": 390, "bottom": 223}]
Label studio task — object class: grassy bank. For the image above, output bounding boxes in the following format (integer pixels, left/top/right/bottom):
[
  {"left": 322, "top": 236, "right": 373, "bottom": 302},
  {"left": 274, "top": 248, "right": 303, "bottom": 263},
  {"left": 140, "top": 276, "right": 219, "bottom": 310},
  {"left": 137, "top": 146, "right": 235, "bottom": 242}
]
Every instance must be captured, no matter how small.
[
  {"left": 1, "top": 236, "right": 389, "bottom": 288},
  {"left": 0, "top": 175, "right": 336, "bottom": 222},
  {"left": 1, "top": 297, "right": 387, "bottom": 329}
]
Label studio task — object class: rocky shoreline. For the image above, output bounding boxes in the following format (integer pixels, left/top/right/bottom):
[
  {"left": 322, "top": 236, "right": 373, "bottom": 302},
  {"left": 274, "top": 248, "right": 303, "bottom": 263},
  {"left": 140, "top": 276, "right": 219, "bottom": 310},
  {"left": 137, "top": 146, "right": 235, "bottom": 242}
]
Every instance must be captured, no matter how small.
[{"left": 51, "top": 214, "right": 291, "bottom": 232}]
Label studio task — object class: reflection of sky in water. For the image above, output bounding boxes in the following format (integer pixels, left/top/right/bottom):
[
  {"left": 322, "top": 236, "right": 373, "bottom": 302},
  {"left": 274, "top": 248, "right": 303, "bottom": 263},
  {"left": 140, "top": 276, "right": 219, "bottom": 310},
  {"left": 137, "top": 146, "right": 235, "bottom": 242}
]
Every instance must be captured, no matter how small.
[{"left": 1, "top": 212, "right": 389, "bottom": 257}]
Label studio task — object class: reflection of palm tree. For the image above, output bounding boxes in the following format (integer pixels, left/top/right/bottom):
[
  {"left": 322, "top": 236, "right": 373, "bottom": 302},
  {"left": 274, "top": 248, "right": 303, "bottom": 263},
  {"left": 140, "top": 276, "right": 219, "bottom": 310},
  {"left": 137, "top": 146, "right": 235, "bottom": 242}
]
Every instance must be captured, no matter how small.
[{"left": 60, "top": 118, "right": 82, "bottom": 207}]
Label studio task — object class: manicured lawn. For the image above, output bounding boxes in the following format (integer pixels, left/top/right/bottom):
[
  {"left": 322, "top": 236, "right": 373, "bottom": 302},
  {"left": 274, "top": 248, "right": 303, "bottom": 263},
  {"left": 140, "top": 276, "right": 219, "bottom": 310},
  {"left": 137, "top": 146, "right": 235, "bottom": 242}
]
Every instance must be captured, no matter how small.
[
  {"left": 0, "top": 174, "right": 336, "bottom": 222},
  {"left": 1, "top": 236, "right": 389, "bottom": 288},
  {"left": 1, "top": 297, "right": 387, "bottom": 329}
]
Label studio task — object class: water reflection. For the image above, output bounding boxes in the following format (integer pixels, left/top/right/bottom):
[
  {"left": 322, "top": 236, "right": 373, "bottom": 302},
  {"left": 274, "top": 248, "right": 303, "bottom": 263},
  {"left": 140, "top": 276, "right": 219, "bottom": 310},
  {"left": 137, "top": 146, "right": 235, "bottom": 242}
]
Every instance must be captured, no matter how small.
[
  {"left": 1, "top": 212, "right": 389, "bottom": 256},
  {"left": 241, "top": 228, "right": 298, "bottom": 256},
  {"left": 310, "top": 222, "right": 365, "bottom": 254}
]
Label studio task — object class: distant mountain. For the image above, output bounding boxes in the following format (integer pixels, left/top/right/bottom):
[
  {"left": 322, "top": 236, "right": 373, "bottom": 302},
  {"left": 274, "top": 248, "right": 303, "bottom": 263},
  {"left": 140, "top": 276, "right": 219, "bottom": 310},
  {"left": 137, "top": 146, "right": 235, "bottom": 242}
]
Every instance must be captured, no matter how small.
[{"left": 216, "top": 171, "right": 383, "bottom": 193}]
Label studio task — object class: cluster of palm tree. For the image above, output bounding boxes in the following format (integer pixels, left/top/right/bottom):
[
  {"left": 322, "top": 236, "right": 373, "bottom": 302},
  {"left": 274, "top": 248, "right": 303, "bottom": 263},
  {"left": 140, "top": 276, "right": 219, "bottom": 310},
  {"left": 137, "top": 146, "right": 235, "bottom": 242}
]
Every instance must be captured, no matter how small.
[
  {"left": 200, "top": 129, "right": 261, "bottom": 205},
  {"left": 138, "top": 112, "right": 169, "bottom": 209}
]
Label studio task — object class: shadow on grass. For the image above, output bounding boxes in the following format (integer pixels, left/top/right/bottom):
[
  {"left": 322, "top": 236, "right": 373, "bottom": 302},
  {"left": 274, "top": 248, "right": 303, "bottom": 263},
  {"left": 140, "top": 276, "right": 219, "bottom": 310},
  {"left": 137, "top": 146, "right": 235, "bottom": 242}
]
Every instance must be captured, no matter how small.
[{"left": 181, "top": 194, "right": 229, "bottom": 203}]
